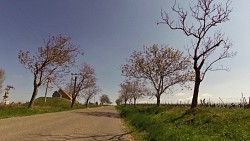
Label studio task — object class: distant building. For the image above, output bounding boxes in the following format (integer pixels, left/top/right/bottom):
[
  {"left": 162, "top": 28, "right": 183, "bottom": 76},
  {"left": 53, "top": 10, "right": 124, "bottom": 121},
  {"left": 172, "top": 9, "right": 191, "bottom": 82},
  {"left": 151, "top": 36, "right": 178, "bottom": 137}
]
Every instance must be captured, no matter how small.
[{"left": 52, "top": 88, "right": 72, "bottom": 101}]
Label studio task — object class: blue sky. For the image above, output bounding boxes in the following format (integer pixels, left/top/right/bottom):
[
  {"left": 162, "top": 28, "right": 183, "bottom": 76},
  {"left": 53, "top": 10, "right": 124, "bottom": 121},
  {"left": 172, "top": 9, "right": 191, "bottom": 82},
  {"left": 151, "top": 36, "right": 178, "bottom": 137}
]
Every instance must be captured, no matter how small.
[{"left": 0, "top": 0, "right": 249, "bottom": 104}]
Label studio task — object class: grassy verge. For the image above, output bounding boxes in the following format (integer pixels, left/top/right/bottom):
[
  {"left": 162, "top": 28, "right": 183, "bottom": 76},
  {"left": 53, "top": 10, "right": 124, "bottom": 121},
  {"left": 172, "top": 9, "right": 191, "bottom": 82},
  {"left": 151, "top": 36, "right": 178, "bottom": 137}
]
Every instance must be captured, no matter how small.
[
  {"left": 117, "top": 105, "right": 250, "bottom": 140},
  {"left": 0, "top": 97, "right": 96, "bottom": 119}
]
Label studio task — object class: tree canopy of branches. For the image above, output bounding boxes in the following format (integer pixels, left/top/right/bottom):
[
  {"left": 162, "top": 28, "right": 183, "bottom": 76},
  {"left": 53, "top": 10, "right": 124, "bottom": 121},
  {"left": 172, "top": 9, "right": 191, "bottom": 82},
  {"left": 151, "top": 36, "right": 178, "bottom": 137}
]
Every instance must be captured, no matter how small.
[
  {"left": 18, "top": 35, "right": 84, "bottom": 108},
  {"left": 119, "top": 82, "right": 132, "bottom": 106},
  {"left": 0, "top": 68, "right": 5, "bottom": 95},
  {"left": 119, "top": 79, "right": 146, "bottom": 107},
  {"left": 70, "top": 63, "right": 97, "bottom": 108},
  {"left": 158, "top": 0, "right": 236, "bottom": 108},
  {"left": 81, "top": 86, "right": 100, "bottom": 107},
  {"left": 122, "top": 44, "right": 192, "bottom": 106},
  {"left": 115, "top": 96, "right": 122, "bottom": 105},
  {"left": 100, "top": 94, "right": 111, "bottom": 105},
  {"left": 128, "top": 79, "right": 147, "bottom": 107}
]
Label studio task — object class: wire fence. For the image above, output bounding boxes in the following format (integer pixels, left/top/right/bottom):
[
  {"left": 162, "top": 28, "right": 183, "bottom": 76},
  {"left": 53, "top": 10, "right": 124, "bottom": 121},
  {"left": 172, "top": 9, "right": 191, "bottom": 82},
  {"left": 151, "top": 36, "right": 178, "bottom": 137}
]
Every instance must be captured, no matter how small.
[{"left": 129, "top": 96, "right": 250, "bottom": 109}]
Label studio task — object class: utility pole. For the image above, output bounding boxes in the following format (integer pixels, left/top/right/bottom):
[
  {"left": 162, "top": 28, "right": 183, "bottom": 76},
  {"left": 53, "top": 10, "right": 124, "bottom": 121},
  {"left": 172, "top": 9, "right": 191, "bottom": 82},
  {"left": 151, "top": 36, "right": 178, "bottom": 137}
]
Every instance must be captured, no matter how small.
[
  {"left": 3, "top": 85, "right": 14, "bottom": 105},
  {"left": 44, "top": 77, "right": 52, "bottom": 103}
]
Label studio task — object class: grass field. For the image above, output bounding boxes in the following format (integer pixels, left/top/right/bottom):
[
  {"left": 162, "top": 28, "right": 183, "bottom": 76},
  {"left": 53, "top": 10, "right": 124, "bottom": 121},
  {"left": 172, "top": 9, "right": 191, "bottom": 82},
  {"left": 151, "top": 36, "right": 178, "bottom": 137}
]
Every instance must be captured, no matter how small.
[
  {"left": 0, "top": 97, "right": 89, "bottom": 119},
  {"left": 117, "top": 105, "right": 250, "bottom": 141}
]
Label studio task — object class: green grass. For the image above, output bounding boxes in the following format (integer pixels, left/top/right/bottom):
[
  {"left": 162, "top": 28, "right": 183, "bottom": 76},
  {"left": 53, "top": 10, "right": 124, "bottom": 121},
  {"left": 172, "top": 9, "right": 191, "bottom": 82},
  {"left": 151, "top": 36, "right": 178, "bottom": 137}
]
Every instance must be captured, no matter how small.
[
  {"left": 34, "top": 97, "right": 73, "bottom": 108},
  {"left": 117, "top": 105, "right": 250, "bottom": 141},
  {"left": 0, "top": 97, "right": 87, "bottom": 119}
]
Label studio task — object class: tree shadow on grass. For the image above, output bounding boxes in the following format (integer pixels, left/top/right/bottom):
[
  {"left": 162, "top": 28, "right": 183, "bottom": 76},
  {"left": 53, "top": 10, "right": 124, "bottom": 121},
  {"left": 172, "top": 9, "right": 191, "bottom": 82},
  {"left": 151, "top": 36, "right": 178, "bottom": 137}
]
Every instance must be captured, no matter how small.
[
  {"left": 171, "top": 108, "right": 200, "bottom": 122},
  {"left": 29, "top": 132, "right": 133, "bottom": 141}
]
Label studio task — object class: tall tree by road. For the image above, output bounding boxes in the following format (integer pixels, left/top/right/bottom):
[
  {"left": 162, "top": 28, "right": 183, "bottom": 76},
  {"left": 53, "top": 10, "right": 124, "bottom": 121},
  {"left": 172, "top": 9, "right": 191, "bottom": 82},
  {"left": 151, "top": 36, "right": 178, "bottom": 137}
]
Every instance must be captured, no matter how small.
[
  {"left": 18, "top": 35, "right": 84, "bottom": 108},
  {"left": 119, "top": 82, "right": 132, "bottom": 106},
  {"left": 119, "top": 79, "right": 146, "bottom": 107},
  {"left": 128, "top": 79, "right": 147, "bottom": 108},
  {"left": 100, "top": 94, "right": 111, "bottom": 105},
  {"left": 115, "top": 96, "right": 123, "bottom": 105},
  {"left": 0, "top": 68, "right": 5, "bottom": 95},
  {"left": 81, "top": 86, "right": 100, "bottom": 107},
  {"left": 122, "top": 44, "right": 192, "bottom": 106},
  {"left": 70, "top": 63, "right": 96, "bottom": 108},
  {"left": 158, "top": 0, "right": 236, "bottom": 108}
]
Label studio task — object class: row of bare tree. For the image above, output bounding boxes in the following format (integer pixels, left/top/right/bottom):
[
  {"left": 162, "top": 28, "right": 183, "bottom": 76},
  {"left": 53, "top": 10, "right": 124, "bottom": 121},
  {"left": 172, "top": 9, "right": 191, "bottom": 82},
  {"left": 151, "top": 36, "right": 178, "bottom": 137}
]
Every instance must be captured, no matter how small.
[
  {"left": 116, "top": 79, "right": 147, "bottom": 108},
  {"left": 120, "top": 45, "right": 192, "bottom": 107},
  {"left": 120, "top": 0, "right": 236, "bottom": 109}
]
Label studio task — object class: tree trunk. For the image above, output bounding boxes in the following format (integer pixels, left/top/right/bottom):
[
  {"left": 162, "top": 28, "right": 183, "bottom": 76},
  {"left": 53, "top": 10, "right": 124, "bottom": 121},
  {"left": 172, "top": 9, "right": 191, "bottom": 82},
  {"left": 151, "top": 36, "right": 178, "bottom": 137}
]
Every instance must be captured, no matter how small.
[
  {"left": 28, "top": 84, "right": 39, "bottom": 109},
  {"left": 124, "top": 99, "right": 127, "bottom": 106},
  {"left": 133, "top": 98, "right": 136, "bottom": 108},
  {"left": 156, "top": 95, "right": 160, "bottom": 106},
  {"left": 71, "top": 96, "right": 76, "bottom": 108},
  {"left": 85, "top": 99, "right": 89, "bottom": 108},
  {"left": 44, "top": 81, "right": 49, "bottom": 103},
  {"left": 249, "top": 97, "right": 250, "bottom": 108},
  {"left": 191, "top": 70, "right": 201, "bottom": 109}
]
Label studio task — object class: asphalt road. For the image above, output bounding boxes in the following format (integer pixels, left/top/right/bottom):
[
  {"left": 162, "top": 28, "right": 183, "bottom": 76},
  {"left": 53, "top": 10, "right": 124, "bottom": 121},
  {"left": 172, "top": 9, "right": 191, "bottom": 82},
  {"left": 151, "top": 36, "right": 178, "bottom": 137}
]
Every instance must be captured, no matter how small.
[{"left": 0, "top": 106, "right": 133, "bottom": 141}]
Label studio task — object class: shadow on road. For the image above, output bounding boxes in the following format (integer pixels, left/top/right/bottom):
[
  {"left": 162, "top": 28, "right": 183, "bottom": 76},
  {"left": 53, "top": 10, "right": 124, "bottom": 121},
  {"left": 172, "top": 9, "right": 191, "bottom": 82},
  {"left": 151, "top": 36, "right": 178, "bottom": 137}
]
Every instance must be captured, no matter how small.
[
  {"left": 29, "top": 132, "right": 132, "bottom": 141},
  {"left": 75, "top": 111, "right": 120, "bottom": 119}
]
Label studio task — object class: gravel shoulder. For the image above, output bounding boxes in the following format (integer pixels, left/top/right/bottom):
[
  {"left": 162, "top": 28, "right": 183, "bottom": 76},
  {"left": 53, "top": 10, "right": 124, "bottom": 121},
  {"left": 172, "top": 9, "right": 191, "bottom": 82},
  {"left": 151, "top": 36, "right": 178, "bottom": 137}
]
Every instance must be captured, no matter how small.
[{"left": 0, "top": 106, "right": 133, "bottom": 141}]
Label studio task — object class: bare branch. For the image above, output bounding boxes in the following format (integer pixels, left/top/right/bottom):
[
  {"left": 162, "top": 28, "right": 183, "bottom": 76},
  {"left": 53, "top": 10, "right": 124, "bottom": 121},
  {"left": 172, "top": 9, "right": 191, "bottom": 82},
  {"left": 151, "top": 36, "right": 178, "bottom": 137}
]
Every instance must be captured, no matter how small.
[{"left": 158, "top": 0, "right": 235, "bottom": 108}]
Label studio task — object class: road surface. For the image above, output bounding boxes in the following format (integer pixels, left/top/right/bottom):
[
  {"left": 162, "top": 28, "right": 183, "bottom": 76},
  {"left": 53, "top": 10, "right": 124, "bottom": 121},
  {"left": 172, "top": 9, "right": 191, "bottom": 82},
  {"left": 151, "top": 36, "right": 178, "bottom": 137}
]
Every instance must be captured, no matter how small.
[{"left": 0, "top": 106, "right": 133, "bottom": 141}]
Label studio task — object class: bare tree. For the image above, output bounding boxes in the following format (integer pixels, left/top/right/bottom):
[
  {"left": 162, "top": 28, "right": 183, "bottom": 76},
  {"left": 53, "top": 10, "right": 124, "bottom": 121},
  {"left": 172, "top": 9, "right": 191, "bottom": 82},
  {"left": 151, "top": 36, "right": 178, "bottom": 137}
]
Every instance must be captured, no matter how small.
[
  {"left": 18, "top": 35, "right": 84, "bottom": 108},
  {"left": 70, "top": 63, "right": 96, "bottom": 108},
  {"left": 119, "top": 82, "right": 132, "bottom": 106},
  {"left": 81, "top": 86, "right": 100, "bottom": 108},
  {"left": 129, "top": 79, "right": 147, "bottom": 108},
  {"left": 120, "top": 79, "right": 146, "bottom": 107},
  {"left": 158, "top": 0, "right": 236, "bottom": 108},
  {"left": 0, "top": 68, "right": 5, "bottom": 95},
  {"left": 122, "top": 44, "right": 192, "bottom": 106},
  {"left": 115, "top": 96, "right": 123, "bottom": 105},
  {"left": 100, "top": 94, "right": 111, "bottom": 105}
]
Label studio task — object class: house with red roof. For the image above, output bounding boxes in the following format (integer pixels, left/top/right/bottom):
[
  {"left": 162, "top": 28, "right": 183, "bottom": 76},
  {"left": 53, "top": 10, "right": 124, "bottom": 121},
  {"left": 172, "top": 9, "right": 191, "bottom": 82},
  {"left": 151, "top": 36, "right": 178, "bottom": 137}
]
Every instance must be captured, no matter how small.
[{"left": 52, "top": 88, "right": 72, "bottom": 101}]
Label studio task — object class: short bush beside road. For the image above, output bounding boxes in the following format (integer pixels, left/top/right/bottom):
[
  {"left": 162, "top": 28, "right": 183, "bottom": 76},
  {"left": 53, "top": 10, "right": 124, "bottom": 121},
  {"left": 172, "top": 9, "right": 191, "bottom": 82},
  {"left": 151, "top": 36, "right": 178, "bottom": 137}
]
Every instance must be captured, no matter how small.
[{"left": 117, "top": 105, "right": 250, "bottom": 141}]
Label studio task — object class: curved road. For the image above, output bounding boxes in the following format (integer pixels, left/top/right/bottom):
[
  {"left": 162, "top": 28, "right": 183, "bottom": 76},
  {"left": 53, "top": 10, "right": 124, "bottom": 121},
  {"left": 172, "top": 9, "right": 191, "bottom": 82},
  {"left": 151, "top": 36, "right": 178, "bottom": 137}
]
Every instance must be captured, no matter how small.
[{"left": 0, "top": 106, "right": 133, "bottom": 141}]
